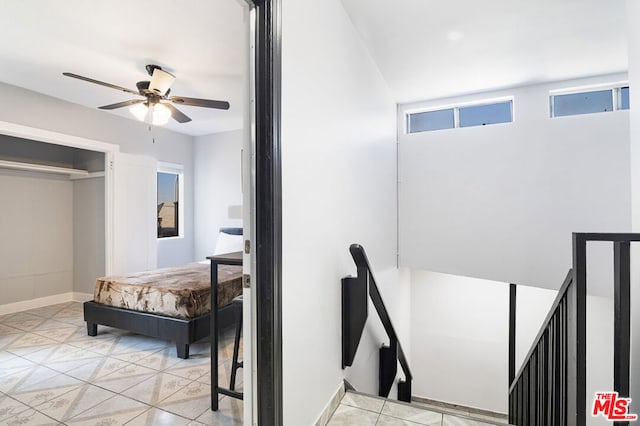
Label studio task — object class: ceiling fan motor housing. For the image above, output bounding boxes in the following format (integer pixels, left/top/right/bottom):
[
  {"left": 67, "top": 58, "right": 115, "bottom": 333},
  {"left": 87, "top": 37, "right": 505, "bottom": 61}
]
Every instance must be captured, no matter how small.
[
  {"left": 145, "top": 64, "right": 162, "bottom": 76},
  {"left": 136, "top": 81, "right": 150, "bottom": 93}
]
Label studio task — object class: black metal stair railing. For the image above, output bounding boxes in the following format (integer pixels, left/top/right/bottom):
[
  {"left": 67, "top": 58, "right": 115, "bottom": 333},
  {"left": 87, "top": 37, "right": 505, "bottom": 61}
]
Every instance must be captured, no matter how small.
[
  {"left": 508, "top": 233, "right": 634, "bottom": 426},
  {"left": 342, "top": 244, "right": 412, "bottom": 402}
]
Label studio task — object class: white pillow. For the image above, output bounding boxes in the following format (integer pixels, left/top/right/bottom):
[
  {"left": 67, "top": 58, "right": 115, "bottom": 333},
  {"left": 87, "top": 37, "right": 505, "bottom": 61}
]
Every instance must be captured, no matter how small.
[{"left": 214, "top": 232, "right": 243, "bottom": 255}]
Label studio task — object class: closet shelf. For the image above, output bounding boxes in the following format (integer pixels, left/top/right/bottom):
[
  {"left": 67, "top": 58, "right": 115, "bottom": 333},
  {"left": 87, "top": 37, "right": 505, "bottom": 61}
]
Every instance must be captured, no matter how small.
[{"left": 0, "top": 159, "right": 89, "bottom": 176}]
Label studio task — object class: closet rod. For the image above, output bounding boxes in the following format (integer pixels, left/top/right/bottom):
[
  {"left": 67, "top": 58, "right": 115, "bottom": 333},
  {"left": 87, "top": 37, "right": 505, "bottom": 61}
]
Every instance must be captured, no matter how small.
[{"left": 0, "top": 159, "right": 89, "bottom": 176}]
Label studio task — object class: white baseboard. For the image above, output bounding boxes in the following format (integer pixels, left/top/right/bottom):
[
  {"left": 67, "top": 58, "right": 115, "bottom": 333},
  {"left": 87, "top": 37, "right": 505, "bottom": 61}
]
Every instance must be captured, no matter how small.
[
  {"left": 72, "top": 292, "right": 93, "bottom": 302},
  {"left": 0, "top": 292, "right": 92, "bottom": 316}
]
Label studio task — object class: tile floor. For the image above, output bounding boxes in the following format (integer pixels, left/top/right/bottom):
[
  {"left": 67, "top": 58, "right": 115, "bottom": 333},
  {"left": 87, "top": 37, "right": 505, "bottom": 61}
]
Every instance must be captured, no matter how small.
[
  {"left": 0, "top": 301, "right": 242, "bottom": 425},
  {"left": 327, "top": 392, "right": 509, "bottom": 426}
]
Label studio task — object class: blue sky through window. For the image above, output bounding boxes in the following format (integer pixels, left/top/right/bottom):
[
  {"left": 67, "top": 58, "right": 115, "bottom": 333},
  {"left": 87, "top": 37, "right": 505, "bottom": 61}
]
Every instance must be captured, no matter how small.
[
  {"left": 459, "top": 101, "right": 512, "bottom": 127},
  {"left": 621, "top": 87, "right": 630, "bottom": 110},
  {"left": 408, "top": 108, "right": 454, "bottom": 133},
  {"left": 553, "top": 90, "right": 613, "bottom": 117},
  {"left": 158, "top": 172, "right": 178, "bottom": 203}
]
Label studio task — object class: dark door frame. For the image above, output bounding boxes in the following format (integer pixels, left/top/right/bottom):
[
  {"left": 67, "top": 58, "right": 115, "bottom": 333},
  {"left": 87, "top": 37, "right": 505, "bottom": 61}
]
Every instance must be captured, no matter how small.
[{"left": 246, "top": 0, "right": 283, "bottom": 424}]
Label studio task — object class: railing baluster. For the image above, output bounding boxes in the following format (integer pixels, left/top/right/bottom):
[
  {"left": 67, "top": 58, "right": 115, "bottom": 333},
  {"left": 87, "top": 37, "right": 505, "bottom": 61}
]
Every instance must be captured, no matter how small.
[
  {"left": 508, "top": 233, "right": 640, "bottom": 425},
  {"left": 342, "top": 244, "right": 412, "bottom": 403}
]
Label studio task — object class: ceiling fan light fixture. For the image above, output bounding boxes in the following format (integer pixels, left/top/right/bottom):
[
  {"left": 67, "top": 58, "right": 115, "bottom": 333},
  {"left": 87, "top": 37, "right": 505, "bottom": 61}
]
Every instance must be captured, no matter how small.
[
  {"left": 130, "top": 102, "right": 149, "bottom": 121},
  {"left": 152, "top": 103, "right": 171, "bottom": 125},
  {"left": 63, "top": 65, "right": 229, "bottom": 126},
  {"left": 149, "top": 68, "right": 176, "bottom": 96}
]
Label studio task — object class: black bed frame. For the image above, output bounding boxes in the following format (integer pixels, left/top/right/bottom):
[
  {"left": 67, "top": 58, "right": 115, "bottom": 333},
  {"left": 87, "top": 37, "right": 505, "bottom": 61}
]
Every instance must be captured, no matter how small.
[
  {"left": 83, "top": 301, "right": 236, "bottom": 359},
  {"left": 84, "top": 227, "right": 243, "bottom": 360}
]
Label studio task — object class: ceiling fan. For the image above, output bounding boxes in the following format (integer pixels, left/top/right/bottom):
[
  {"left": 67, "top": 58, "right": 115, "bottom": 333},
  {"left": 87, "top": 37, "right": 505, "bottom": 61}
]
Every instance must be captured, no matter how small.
[{"left": 62, "top": 64, "right": 230, "bottom": 125}]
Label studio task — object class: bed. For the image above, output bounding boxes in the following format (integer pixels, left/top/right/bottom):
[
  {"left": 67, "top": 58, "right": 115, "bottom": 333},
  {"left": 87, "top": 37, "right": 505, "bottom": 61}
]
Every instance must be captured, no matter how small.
[{"left": 83, "top": 228, "right": 243, "bottom": 359}]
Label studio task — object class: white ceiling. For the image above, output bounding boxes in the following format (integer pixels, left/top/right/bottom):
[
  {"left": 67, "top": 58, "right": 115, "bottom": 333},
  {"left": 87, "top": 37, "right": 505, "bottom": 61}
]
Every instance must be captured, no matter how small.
[
  {"left": 0, "top": 1, "right": 628, "bottom": 133},
  {"left": 0, "top": 0, "right": 246, "bottom": 136},
  {"left": 340, "top": 0, "right": 628, "bottom": 103}
]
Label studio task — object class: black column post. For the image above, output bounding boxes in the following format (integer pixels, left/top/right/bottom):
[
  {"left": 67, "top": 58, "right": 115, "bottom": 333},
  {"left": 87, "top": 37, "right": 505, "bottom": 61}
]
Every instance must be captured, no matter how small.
[
  {"left": 570, "top": 233, "right": 587, "bottom": 426},
  {"left": 509, "top": 283, "right": 517, "bottom": 386},
  {"left": 254, "top": 0, "right": 282, "bottom": 424},
  {"left": 613, "top": 241, "right": 631, "bottom": 426}
]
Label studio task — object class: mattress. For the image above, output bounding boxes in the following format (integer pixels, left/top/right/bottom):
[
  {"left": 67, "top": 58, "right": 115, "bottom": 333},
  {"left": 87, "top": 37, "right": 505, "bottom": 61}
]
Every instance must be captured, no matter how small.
[{"left": 93, "top": 263, "right": 242, "bottom": 319}]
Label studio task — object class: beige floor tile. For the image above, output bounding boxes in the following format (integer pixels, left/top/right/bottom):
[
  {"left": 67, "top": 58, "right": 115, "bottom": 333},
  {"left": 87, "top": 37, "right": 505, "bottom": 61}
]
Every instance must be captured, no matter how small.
[
  {"left": 196, "top": 396, "right": 243, "bottom": 426},
  {"left": 85, "top": 357, "right": 131, "bottom": 381},
  {"left": 0, "top": 324, "right": 22, "bottom": 336},
  {"left": 127, "top": 408, "right": 194, "bottom": 426},
  {"left": 381, "top": 401, "right": 443, "bottom": 425},
  {"left": 32, "top": 326, "right": 80, "bottom": 343},
  {"left": 8, "top": 366, "right": 61, "bottom": 393},
  {"left": 328, "top": 404, "right": 380, "bottom": 426},
  {"left": 122, "top": 373, "right": 191, "bottom": 405},
  {"left": 65, "top": 394, "right": 147, "bottom": 425},
  {"left": 165, "top": 363, "right": 209, "bottom": 381},
  {"left": 129, "top": 347, "right": 183, "bottom": 371},
  {"left": 376, "top": 414, "right": 428, "bottom": 425},
  {"left": 0, "top": 355, "right": 36, "bottom": 372},
  {"left": 55, "top": 357, "right": 113, "bottom": 382},
  {"left": 0, "top": 365, "right": 38, "bottom": 393},
  {"left": 0, "top": 394, "right": 31, "bottom": 421},
  {"left": 92, "top": 363, "right": 157, "bottom": 394},
  {"left": 0, "top": 301, "right": 242, "bottom": 425},
  {"left": 155, "top": 380, "right": 212, "bottom": 420},
  {"left": 1, "top": 407, "right": 59, "bottom": 425},
  {"left": 4, "top": 316, "right": 46, "bottom": 332},
  {"left": 341, "top": 392, "right": 385, "bottom": 413},
  {"left": 31, "top": 319, "right": 74, "bottom": 332},
  {"left": 6, "top": 333, "right": 58, "bottom": 353},
  {"left": 198, "top": 359, "right": 242, "bottom": 388},
  {"left": 11, "top": 383, "right": 80, "bottom": 408},
  {"left": 0, "top": 334, "right": 22, "bottom": 352},
  {"left": 34, "top": 383, "right": 116, "bottom": 422},
  {"left": 21, "top": 343, "right": 87, "bottom": 364}
]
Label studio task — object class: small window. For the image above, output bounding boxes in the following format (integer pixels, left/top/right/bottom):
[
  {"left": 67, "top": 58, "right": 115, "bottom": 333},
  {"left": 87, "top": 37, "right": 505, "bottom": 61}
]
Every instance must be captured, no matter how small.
[
  {"left": 408, "top": 108, "right": 454, "bottom": 133},
  {"left": 407, "top": 98, "right": 513, "bottom": 134},
  {"left": 552, "top": 90, "right": 613, "bottom": 117},
  {"left": 157, "top": 163, "right": 183, "bottom": 239},
  {"left": 550, "top": 85, "right": 629, "bottom": 117},
  {"left": 459, "top": 101, "right": 512, "bottom": 128},
  {"left": 620, "top": 86, "right": 630, "bottom": 110}
]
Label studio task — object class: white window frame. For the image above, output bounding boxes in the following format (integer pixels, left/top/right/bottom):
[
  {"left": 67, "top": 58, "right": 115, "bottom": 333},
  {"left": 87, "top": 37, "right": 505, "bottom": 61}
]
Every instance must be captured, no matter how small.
[
  {"left": 549, "top": 82, "right": 629, "bottom": 118},
  {"left": 405, "top": 96, "right": 514, "bottom": 134},
  {"left": 157, "top": 161, "right": 184, "bottom": 240}
]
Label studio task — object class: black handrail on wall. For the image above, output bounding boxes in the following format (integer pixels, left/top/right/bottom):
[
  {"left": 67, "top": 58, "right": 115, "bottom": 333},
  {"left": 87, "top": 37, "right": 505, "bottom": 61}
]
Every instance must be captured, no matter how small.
[
  {"left": 508, "top": 233, "right": 634, "bottom": 425},
  {"left": 342, "top": 244, "right": 413, "bottom": 402}
]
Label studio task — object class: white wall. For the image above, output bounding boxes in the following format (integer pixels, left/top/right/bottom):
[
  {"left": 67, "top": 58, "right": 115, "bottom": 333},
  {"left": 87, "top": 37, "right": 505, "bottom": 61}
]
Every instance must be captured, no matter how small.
[
  {"left": 73, "top": 177, "right": 105, "bottom": 295},
  {"left": 514, "top": 285, "right": 557, "bottom": 372},
  {"left": 626, "top": 0, "right": 640, "bottom": 409},
  {"left": 193, "top": 130, "right": 243, "bottom": 261},
  {"left": 0, "top": 170, "right": 73, "bottom": 303},
  {"left": 0, "top": 82, "right": 195, "bottom": 268},
  {"left": 399, "top": 75, "right": 631, "bottom": 295},
  {"left": 281, "top": 0, "right": 402, "bottom": 423},
  {"left": 411, "top": 269, "right": 614, "bottom": 416},
  {"left": 410, "top": 270, "right": 510, "bottom": 412},
  {"left": 586, "top": 295, "right": 614, "bottom": 426}
]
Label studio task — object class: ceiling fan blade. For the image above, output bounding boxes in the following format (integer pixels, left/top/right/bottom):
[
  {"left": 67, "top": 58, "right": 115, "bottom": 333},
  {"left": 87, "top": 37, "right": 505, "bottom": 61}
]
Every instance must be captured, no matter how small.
[
  {"left": 149, "top": 68, "right": 175, "bottom": 96},
  {"left": 165, "top": 103, "right": 192, "bottom": 123},
  {"left": 63, "top": 72, "right": 140, "bottom": 96},
  {"left": 169, "top": 96, "right": 230, "bottom": 110},
  {"left": 98, "top": 99, "right": 144, "bottom": 110}
]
